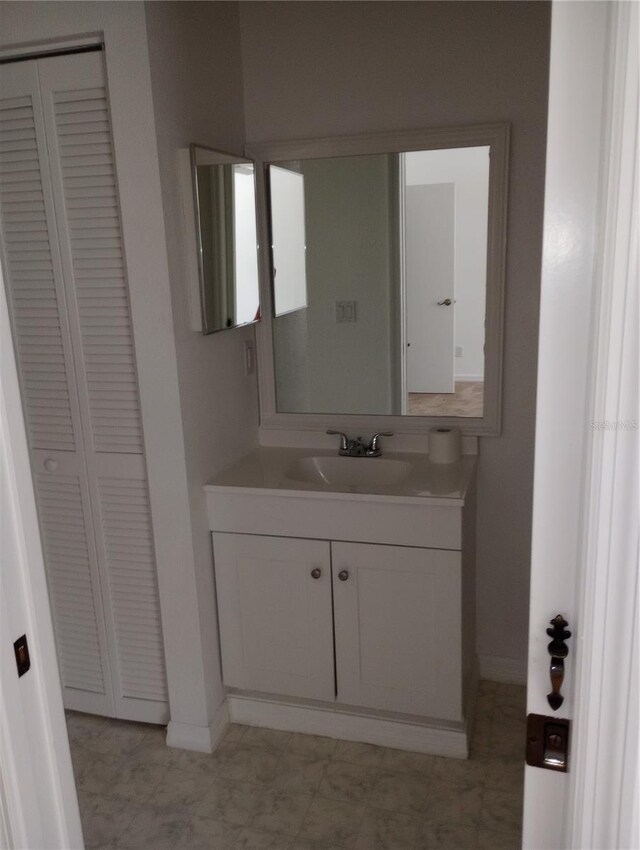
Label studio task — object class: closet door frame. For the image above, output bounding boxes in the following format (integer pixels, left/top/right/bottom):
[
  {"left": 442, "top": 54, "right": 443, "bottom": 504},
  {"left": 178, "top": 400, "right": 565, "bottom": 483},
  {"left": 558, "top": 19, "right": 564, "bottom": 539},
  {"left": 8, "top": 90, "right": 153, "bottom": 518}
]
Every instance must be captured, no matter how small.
[{"left": 0, "top": 3, "right": 220, "bottom": 746}]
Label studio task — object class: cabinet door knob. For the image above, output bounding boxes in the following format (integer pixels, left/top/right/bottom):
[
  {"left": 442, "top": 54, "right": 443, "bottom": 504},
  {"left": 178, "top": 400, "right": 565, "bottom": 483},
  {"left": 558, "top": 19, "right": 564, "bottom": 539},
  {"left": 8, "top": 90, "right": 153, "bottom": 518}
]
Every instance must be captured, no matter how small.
[
  {"left": 310, "top": 567, "right": 322, "bottom": 579},
  {"left": 338, "top": 569, "right": 349, "bottom": 582},
  {"left": 44, "top": 458, "right": 58, "bottom": 472}
]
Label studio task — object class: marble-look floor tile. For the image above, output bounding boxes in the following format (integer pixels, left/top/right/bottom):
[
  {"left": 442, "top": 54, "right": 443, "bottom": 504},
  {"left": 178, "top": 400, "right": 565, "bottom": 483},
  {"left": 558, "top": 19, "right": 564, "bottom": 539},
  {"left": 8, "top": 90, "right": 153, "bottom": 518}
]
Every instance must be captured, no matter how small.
[
  {"left": 107, "top": 758, "right": 168, "bottom": 805},
  {"left": 420, "top": 783, "right": 483, "bottom": 828},
  {"left": 298, "top": 796, "right": 365, "bottom": 847},
  {"left": 117, "top": 803, "right": 191, "bottom": 850},
  {"left": 369, "top": 770, "right": 431, "bottom": 817},
  {"left": 272, "top": 753, "right": 328, "bottom": 795},
  {"left": 332, "top": 740, "right": 386, "bottom": 769},
  {"left": 174, "top": 813, "right": 243, "bottom": 850},
  {"left": 380, "top": 747, "right": 436, "bottom": 777},
  {"left": 66, "top": 712, "right": 109, "bottom": 749},
  {"left": 90, "top": 721, "right": 152, "bottom": 758},
  {"left": 150, "top": 766, "right": 216, "bottom": 811},
  {"left": 317, "top": 760, "right": 378, "bottom": 805},
  {"left": 480, "top": 789, "right": 523, "bottom": 836},
  {"left": 127, "top": 727, "right": 182, "bottom": 769},
  {"left": 250, "top": 788, "right": 313, "bottom": 836},
  {"left": 196, "top": 777, "right": 264, "bottom": 826},
  {"left": 74, "top": 752, "right": 123, "bottom": 797},
  {"left": 287, "top": 732, "right": 338, "bottom": 760},
  {"left": 67, "top": 683, "right": 525, "bottom": 849},
  {"left": 242, "top": 745, "right": 284, "bottom": 785},
  {"left": 477, "top": 827, "right": 521, "bottom": 849},
  {"left": 416, "top": 822, "right": 478, "bottom": 849},
  {"left": 223, "top": 723, "right": 248, "bottom": 744},
  {"left": 176, "top": 746, "right": 226, "bottom": 777},
  {"left": 79, "top": 793, "right": 138, "bottom": 848},
  {"left": 236, "top": 826, "right": 293, "bottom": 848},
  {"left": 354, "top": 807, "right": 420, "bottom": 849},
  {"left": 241, "top": 726, "right": 292, "bottom": 752},
  {"left": 475, "top": 755, "right": 525, "bottom": 796}
]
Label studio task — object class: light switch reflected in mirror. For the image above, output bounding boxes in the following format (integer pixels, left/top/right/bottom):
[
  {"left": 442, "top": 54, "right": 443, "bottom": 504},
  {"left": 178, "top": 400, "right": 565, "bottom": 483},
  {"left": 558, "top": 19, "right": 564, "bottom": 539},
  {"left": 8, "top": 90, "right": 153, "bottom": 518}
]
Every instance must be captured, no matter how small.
[
  {"left": 268, "top": 145, "right": 491, "bottom": 418},
  {"left": 191, "top": 145, "right": 260, "bottom": 334}
]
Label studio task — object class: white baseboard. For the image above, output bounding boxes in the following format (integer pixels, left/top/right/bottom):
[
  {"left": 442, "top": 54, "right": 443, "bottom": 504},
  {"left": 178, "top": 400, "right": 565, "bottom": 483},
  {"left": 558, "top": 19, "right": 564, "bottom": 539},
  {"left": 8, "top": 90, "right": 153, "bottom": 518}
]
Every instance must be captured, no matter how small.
[
  {"left": 166, "top": 699, "right": 230, "bottom": 753},
  {"left": 455, "top": 374, "right": 484, "bottom": 383},
  {"left": 228, "top": 694, "right": 469, "bottom": 759},
  {"left": 478, "top": 654, "right": 527, "bottom": 686}
]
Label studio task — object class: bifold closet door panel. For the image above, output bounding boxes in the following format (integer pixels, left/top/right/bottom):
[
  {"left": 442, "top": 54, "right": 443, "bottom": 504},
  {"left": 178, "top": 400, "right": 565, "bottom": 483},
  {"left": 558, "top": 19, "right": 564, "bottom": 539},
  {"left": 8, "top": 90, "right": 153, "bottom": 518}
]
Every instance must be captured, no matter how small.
[
  {"left": 0, "top": 53, "right": 168, "bottom": 723},
  {"left": 0, "top": 60, "right": 114, "bottom": 715},
  {"left": 38, "top": 53, "right": 168, "bottom": 722},
  {"left": 35, "top": 51, "right": 168, "bottom": 723}
]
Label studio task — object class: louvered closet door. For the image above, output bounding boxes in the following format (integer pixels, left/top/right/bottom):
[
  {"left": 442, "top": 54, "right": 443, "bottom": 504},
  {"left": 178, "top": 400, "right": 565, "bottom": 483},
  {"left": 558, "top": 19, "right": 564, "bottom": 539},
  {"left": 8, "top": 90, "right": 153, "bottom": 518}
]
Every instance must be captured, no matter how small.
[
  {"left": 0, "top": 60, "right": 115, "bottom": 716},
  {"left": 0, "top": 52, "right": 168, "bottom": 723}
]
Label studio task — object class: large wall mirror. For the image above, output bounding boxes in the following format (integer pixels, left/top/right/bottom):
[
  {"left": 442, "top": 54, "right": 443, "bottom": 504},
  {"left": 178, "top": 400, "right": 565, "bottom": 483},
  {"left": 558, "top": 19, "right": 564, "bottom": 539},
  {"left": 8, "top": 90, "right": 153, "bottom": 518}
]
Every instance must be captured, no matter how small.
[
  {"left": 190, "top": 145, "right": 260, "bottom": 334},
  {"left": 248, "top": 124, "right": 509, "bottom": 435}
]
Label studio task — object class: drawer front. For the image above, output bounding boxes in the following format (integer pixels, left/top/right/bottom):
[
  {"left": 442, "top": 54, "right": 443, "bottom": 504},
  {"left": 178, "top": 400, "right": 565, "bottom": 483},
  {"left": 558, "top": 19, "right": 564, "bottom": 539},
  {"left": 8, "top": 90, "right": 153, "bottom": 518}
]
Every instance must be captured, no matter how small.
[{"left": 207, "top": 490, "right": 462, "bottom": 550}]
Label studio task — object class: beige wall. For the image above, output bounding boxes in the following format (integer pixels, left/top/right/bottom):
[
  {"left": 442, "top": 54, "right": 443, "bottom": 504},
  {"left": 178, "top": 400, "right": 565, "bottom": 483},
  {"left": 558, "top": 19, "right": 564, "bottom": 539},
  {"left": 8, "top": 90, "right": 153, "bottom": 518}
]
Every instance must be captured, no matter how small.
[
  {"left": 239, "top": 0, "right": 552, "bottom": 666},
  {"left": 144, "top": 1, "right": 260, "bottom": 718}
]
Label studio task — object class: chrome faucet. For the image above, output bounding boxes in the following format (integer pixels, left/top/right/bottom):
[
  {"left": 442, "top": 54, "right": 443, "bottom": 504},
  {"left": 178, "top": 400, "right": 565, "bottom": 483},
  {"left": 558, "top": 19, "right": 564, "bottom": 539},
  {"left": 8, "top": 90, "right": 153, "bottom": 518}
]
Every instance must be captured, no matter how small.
[{"left": 327, "top": 430, "right": 394, "bottom": 458}]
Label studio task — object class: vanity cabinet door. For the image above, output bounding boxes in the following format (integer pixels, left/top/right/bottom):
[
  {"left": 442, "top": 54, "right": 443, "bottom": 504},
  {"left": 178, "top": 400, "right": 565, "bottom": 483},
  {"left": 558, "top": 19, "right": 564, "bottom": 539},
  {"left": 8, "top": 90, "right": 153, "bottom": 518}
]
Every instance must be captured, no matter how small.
[
  {"left": 332, "top": 542, "right": 463, "bottom": 721},
  {"left": 213, "top": 533, "right": 335, "bottom": 701}
]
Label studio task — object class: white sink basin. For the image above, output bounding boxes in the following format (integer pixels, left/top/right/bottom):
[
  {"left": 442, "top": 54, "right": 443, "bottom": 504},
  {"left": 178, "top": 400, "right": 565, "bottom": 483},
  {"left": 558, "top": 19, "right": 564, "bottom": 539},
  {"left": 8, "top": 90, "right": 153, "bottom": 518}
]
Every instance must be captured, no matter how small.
[{"left": 284, "top": 456, "right": 413, "bottom": 491}]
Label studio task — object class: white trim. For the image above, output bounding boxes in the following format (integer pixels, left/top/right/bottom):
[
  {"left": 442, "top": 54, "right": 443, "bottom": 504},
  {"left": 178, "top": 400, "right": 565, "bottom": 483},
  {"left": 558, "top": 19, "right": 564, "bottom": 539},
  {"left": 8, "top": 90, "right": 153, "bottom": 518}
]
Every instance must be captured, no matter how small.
[
  {"left": 227, "top": 694, "right": 469, "bottom": 759},
  {"left": 454, "top": 374, "right": 484, "bottom": 383},
  {"left": 567, "top": 3, "right": 639, "bottom": 848},
  {"left": 166, "top": 699, "right": 230, "bottom": 754},
  {"left": 398, "top": 153, "right": 408, "bottom": 415},
  {"left": 0, "top": 34, "right": 103, "bottom": 61},
  {"left": 247, "top": 123, "right": 509, "bottom": 439},
  {"left": 478, "top": 654, "right": 527, "bottom": 687}
]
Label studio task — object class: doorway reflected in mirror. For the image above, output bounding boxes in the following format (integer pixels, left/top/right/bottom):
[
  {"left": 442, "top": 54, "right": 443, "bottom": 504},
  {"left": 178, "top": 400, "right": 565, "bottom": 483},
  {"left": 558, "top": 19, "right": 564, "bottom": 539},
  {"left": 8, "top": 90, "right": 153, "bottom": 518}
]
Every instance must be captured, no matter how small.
[{"left": 268, "top": 145, "right": 489, "bottom": 418}]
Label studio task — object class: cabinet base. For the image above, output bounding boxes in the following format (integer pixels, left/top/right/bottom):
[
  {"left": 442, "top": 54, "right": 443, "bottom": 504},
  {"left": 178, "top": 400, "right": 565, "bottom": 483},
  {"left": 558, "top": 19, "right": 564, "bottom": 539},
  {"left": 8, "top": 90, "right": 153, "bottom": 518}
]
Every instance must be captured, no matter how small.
[{"left": 227, "top": 693, "right": 469, "bottom": 759}]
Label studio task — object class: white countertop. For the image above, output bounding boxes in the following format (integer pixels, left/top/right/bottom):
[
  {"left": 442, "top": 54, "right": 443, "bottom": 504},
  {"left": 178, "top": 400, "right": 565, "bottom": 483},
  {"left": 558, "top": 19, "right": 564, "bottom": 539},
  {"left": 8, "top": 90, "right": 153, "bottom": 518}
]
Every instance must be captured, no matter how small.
[{"left": 205, "top": 447, "right": 477, "bottom": 506}]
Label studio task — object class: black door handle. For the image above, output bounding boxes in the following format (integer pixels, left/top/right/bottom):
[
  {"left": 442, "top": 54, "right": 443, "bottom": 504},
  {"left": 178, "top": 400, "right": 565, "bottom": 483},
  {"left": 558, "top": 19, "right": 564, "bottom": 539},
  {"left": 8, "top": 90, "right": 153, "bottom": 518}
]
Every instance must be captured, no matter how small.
[{"left": 547, "top": 615, "right": 571, "bottom": 710}]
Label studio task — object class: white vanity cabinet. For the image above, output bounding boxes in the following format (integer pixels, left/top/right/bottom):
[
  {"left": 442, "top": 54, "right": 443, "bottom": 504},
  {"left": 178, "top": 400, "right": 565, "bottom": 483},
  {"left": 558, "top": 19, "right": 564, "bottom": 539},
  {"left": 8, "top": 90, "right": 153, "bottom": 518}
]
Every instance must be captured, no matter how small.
[
  {"left": 213, "top": 535, "right": 468, "bottom": 723},
  {"left": 206, "top": 448, "right": 477, "bottom": 756}
]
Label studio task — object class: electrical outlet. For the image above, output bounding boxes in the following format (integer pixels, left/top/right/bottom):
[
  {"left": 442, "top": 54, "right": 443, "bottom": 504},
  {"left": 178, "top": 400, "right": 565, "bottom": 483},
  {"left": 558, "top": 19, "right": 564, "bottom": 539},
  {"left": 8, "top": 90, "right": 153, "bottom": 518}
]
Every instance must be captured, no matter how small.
[
  {"left": 455, "top": 346, "right": 463, "bottom": 357},
  {"left": 336, "top": 300, "right": 357, "bottom": 323},
  {"left": 244, "top": 340, "right": 256, "bottom": 376}
]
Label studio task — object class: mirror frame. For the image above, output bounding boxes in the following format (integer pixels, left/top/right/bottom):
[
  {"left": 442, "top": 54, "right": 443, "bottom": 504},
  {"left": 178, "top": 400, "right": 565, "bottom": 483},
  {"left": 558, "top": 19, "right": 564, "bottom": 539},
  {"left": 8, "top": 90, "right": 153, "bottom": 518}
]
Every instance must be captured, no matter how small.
[
  {"left": 246, "top": 123, "right": 509, "bottom": 437},
  {"left": 189, "top": 144, "right": 261, "bottom": 335}
]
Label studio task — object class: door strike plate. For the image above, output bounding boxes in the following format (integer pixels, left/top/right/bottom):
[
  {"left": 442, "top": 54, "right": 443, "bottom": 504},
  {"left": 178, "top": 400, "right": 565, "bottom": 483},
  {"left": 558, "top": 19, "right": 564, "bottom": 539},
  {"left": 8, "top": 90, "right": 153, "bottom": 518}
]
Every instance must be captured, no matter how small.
[{"left": 526, "top": 713, "right": 570, "bottom": 772}]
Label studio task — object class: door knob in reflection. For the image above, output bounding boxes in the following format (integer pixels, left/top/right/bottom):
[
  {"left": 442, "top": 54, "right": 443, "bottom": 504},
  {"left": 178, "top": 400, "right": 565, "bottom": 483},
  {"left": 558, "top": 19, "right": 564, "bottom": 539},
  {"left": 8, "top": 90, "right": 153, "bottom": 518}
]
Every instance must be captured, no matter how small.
[{"left": 338, "top": 569, "right": 349, "bottom": 582}]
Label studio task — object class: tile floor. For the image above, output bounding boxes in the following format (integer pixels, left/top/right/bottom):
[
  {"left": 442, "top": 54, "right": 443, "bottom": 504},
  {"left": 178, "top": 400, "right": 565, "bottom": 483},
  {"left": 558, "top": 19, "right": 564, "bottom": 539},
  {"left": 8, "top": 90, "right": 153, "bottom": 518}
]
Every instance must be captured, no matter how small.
[
  {"left": 68, "top": 681, "right": 525, "bottom": 850},
  {"left": 408, "top": 382, "right": 484, "bottom": 418}
]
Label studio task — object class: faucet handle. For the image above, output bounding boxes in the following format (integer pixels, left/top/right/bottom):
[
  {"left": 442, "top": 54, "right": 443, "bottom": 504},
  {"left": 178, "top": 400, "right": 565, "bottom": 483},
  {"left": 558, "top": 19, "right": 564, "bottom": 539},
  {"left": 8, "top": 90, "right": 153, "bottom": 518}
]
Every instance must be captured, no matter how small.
[
  {"left": 326, "top": 429, "right": 349, "bottom": 451},
  {"left": 368, "top": 432, "right": 394, "bottom": 454}
]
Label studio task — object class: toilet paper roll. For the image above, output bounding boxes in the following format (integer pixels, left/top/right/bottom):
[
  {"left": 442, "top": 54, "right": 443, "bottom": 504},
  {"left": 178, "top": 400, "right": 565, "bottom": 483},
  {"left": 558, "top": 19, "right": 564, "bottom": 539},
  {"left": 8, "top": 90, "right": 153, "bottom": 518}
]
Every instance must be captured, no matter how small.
[{"left": 428, "top": 426, "right": 462, "bottom": 464}]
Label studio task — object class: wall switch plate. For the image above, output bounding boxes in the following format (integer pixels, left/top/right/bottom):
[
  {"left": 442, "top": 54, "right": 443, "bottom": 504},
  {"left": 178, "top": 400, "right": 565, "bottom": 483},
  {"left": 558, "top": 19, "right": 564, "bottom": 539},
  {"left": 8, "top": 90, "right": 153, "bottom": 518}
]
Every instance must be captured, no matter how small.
[
  {"left": 336, "top": 300, "right": 357, "bottom": 323},
  {"left": 244, "top": 340, "right": 256, "bottom": 376},
  {"left": 455, "top": 346, "right": 463, "bottom": 357}
]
